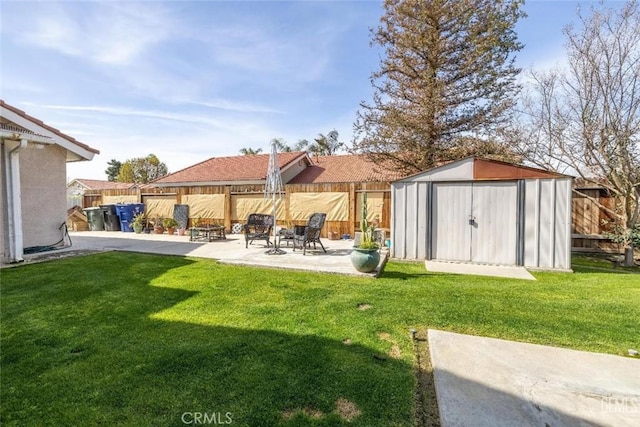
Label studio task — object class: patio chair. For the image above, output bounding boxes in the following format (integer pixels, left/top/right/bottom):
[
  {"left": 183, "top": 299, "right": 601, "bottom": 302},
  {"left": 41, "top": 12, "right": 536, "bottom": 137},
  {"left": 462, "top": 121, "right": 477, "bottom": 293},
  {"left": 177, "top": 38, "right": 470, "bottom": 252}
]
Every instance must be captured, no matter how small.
[
  {"left": 293, "top": 212, "right": 327, "bottom": 255},
  {"left": 243, "top": 213, "right": 274, "bottom": 248}
]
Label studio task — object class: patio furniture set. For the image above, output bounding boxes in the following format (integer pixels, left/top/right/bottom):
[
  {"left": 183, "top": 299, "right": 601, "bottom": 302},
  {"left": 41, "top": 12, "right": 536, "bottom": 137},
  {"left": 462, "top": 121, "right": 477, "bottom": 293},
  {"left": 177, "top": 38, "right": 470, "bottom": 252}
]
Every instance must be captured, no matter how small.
[
  {"left": 189, "top": 224, "right": 226, "bottom": 242},
  {"left": 243, "top": 212, "right": 327, "bottom": 255}
]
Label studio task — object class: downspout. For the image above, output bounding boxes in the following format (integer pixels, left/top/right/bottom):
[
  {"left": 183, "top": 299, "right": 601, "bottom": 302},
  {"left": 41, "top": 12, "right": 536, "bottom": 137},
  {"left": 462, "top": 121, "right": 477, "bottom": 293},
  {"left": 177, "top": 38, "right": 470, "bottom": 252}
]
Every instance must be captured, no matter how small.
[{"left": 4, "top": 139, "right": 27, "bottom": 262}]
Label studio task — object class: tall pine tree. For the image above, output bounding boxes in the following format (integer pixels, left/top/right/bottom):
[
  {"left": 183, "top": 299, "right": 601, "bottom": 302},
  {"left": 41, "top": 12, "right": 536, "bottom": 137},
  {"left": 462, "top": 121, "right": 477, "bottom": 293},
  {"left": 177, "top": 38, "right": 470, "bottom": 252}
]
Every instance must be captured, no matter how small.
[{"left": 353, "top": 0, "right": 525, "bottom": 174}]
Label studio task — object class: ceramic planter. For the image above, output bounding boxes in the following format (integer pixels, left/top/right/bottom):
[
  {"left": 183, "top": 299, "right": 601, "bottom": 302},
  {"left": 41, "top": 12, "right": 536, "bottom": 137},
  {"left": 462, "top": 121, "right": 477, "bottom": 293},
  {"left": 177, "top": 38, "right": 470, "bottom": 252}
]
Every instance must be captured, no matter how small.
[{"left": 350, "top": 247, "right": 380, "bottom": 273}]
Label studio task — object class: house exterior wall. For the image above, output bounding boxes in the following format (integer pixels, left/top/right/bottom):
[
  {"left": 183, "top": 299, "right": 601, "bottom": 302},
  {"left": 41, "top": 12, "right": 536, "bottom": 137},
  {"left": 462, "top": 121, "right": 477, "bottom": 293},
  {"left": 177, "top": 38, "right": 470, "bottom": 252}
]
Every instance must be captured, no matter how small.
[
  {"left": 20, "top": 144, "right": 67, "bottom": 249},
  {"left": 282, "top": 160, "right": 308, "bottom": 184},
  {"left": 67, "top": 182, "right": 85, "bottom": 208},
  {"left": 0, "top": 144, "right": 6, "bottom": 262}
]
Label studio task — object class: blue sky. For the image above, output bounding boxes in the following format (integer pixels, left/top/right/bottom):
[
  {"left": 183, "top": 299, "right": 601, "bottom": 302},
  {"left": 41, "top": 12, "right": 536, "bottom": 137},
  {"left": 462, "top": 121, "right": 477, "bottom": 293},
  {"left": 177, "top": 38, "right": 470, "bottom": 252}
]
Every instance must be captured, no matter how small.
[{"left": 0, "top": 0, "right": 616, "bottom": 181}]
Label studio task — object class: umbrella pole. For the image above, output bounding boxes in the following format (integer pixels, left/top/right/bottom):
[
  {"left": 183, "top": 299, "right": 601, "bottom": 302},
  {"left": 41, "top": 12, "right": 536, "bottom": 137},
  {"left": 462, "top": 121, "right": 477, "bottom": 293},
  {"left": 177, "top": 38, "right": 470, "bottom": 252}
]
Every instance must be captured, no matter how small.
[
  {"left": 264, "top": 140, "right": 286, "bottom": 255},
  {"left": 265, "top": 183, "right": 286, "bottom": 255}
]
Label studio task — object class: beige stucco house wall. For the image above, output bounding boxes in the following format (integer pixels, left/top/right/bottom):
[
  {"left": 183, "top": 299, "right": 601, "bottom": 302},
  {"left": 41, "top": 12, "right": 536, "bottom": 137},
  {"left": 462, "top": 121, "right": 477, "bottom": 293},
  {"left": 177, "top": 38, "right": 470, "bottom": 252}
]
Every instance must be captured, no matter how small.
[
  {"left": 1, "top": 100, "right": 99, "bottom": 263},
  {"left": 19, "top": 145, "right": 69, "bottom": 249},
  {"left": 0, "top": 151, "right": 5, "bottom": 260}
]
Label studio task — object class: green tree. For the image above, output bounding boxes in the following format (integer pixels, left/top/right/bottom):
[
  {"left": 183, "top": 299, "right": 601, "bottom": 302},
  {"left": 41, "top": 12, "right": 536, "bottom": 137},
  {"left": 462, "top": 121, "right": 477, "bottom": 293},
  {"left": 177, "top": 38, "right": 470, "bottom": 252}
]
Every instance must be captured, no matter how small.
[
  {"left": 293, "top": 139, "right": 310, "bottom": 151},
  {"left": 117, "top": 162, "right": 135, "bottom": 183},
  {"left": 239, "top": 147, "right": 263, "bottom": 155},
  {"left": 353, "top": 0, "right": 525, "bottom": 174},
  {"left": 116, "top": 154, "right": 168, "bottom": 183},
  {"left": 105, "top": 159, "right": 122, "bottom": 182},
  {"left": 296, "top": 130, "right": 344, "bottom": 156},
  {"left": 272, "top": 138, "right": 292, "bottom": 152}
]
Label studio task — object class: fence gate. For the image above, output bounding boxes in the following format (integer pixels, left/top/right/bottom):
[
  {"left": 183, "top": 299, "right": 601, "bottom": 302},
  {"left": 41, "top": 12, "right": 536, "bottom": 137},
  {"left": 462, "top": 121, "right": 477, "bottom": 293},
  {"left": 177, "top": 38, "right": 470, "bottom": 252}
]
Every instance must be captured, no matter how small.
[{"left": 432, "top": 182, "right": 518, "bottom": 265}]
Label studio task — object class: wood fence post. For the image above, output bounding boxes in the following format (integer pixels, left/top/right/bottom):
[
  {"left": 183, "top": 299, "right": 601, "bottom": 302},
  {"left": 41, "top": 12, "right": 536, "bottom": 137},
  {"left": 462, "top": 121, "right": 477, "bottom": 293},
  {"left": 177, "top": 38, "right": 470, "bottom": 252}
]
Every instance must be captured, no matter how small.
[
  {"left": 349, "top": 183, "right": 356, "bottom": 237},
  {"left": 224, "top": 186, "right": 232, "bottom": 232}
]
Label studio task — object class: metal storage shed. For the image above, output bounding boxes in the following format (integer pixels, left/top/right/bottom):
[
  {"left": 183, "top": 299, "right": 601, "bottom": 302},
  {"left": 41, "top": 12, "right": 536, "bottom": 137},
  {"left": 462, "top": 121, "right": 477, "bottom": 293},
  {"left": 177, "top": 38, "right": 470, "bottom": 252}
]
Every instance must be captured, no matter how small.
[{"left": 391, "top": 157, "right": 573, "bottom": 270}]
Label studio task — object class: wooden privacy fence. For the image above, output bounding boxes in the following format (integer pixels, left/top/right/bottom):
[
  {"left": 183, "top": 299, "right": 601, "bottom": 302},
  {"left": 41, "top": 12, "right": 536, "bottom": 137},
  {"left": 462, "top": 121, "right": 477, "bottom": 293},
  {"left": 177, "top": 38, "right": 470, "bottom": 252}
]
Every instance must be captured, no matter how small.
[
  {"left": 83, "top": 183, "right": 624, "bottom": 253},
  {"left": 571, "top": 188, "right": 622, "bottom": 253},
  {"left": 83, "top": 182, "right": 392, "bottom": 239}
]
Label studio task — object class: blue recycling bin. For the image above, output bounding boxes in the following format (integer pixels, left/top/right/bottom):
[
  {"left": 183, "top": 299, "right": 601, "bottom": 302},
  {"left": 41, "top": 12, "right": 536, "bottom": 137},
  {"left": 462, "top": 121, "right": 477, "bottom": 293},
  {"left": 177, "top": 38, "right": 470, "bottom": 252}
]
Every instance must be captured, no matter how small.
[{"left": 115, "top": 203, "right": 144, "bottom": 232}]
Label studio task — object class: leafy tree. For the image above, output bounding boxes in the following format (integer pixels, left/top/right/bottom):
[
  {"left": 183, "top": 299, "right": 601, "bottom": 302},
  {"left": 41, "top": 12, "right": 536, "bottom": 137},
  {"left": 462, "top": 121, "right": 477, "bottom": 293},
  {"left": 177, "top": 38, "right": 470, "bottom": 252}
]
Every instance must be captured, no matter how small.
[
  {"left": 239, "top": 147, "right": 263, "bottom": 155},
  {"left": 296, "top": 130, "right": 344, "bottom": 156},
  {"left": 105, "top": 159, "right": 122, "bottom": 182},
  {"left": 512, "top": 0, "right": 640, "bottom": 265},
  {"left": 353, "top": 0, "right": 525, "bottom": 174},
  {"left": 293, "top": 139, "right": 310, "bottom": 151},
  {"left": 116, "top": 154, "right": 168, "bottom": 183},
  {"left": 117, "top": 162, "right": 135, "bottom": 183},
  {"left": 272, "top": 138, "right": 291, "bottom": 153},
  {"left": 312, "top": 130, "right": 344, "bottom": 156}
]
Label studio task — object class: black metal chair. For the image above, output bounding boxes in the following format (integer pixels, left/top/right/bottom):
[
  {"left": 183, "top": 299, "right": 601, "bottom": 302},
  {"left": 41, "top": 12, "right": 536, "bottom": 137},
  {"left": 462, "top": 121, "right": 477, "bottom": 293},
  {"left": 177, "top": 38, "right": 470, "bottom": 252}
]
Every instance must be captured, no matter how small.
[
  {"left": 243, "top": 213, "right": 274, "bottom": 248},
  {"left": 293, "top": 213, "right": 327, "bottom": 255}
]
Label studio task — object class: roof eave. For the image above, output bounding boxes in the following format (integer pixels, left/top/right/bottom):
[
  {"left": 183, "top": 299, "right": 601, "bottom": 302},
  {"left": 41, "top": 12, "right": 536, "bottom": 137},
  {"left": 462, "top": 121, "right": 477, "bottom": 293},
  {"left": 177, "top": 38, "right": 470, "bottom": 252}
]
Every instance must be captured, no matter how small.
[
  {"left": 0, "top": 103, "right": 99, "bottom": 161},
  {"left": 0, "top": 128, "right": 54, "bottom": 145}
]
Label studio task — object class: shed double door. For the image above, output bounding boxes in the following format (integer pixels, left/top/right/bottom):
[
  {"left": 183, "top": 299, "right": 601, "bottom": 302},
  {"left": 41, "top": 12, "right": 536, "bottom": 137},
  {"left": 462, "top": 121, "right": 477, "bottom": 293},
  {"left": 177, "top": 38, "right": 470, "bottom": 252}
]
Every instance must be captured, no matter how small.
[{"left": 432, "top": 182, "right": 518, "bottom": 265}]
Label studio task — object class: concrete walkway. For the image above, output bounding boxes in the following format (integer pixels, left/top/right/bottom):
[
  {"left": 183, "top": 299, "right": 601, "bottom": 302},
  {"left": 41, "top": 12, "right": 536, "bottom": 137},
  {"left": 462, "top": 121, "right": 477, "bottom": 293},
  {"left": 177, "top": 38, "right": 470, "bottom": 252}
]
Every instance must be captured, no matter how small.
[
  {"left": 10, "top": 231, "right": 386, "bottom": 277},
  {"left": 425, "top": 260, "right": 537, "bottom": 280},
  {"left": 429, "top": 329, "right": 640, "bottom": 427}
]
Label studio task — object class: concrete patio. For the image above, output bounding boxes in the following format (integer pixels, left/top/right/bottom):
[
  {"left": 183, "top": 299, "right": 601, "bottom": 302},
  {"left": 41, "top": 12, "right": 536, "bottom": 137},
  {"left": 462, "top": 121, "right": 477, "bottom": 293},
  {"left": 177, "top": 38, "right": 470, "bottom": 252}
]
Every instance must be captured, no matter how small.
[
  {"left": 11, "top": 230, "right": 386, "bottom": 276},
  {"left": 429, "top": 330, "right": 640, "bottom": 427}
]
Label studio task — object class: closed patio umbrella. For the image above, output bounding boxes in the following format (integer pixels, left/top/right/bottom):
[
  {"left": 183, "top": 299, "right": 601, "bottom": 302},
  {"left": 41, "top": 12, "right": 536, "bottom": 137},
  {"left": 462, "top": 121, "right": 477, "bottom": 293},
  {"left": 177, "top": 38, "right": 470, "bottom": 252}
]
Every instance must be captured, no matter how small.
[{"left": 264, "top": 140, "right": 286, "bottom": 255}]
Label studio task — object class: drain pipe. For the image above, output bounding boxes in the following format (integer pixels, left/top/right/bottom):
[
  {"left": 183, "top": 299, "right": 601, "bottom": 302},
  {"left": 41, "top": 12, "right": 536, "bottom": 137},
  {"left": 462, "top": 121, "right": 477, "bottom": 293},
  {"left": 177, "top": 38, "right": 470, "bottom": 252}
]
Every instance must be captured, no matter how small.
[{"left": 4, "top": 139, "right": 28, "bottom": 263}]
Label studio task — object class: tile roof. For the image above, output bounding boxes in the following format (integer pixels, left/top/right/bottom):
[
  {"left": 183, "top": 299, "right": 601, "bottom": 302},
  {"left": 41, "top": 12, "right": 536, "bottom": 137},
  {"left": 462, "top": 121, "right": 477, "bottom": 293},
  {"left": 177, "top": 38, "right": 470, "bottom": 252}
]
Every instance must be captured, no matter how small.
[
  {"left": 70, "top": 179, "right": 137, "bottom": 190},
  {"left": 288, "top": 155, "right": 405, "bottom": 184},
  {"left": 153, "top": 151, "right": 310, "bottom": 184},
  {"left": 0, "top": 100, "right": 99, "bottom": 154}
]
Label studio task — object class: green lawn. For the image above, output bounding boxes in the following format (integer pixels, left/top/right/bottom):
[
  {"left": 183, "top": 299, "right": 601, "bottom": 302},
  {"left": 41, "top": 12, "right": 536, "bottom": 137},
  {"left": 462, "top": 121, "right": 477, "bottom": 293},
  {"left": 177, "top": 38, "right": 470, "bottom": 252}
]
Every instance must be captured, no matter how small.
[{"left": 1, "top": 253, "right": 638, "bottom": 426}]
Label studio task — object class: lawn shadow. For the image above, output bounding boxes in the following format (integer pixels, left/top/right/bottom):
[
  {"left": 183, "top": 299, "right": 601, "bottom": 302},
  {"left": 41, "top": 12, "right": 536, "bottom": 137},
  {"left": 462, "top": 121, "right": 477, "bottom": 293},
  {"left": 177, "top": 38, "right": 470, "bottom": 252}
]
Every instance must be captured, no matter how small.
[{"left": 1, "top": 253, "right": 413, "bottom": 426}]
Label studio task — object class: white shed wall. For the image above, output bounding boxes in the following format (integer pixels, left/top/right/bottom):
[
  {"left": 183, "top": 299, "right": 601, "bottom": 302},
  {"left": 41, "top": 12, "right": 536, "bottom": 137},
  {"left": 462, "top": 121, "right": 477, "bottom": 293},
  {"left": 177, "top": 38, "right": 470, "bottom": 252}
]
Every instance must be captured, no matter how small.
[
  {"left": 400, "top": 157, "right": 474, "bottom": 182},
  {"left": 392, "top": 176, "right": 573, "bottom": 270},
  {"left": 523, "top": 178, "right": 572, "bottom": 270},
  {"left": 391, "top": 181, "right": 429, "bottom": 259}
]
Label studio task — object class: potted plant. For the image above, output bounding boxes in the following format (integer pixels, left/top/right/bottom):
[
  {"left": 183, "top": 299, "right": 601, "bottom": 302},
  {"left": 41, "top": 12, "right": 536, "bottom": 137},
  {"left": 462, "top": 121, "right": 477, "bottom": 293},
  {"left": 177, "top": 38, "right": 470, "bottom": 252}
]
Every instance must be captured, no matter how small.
[
  {"left": 131, "top": 213, "right": 145, "bottom": 234},
  {"left": 153, "top": 217, "right": 164, "bottom": 234},
  {"left": 350, "top": 193, "right": 381, "bottom": 273},
  {"left": 162, "top": 217, "right": 179, "bottom": 235}
]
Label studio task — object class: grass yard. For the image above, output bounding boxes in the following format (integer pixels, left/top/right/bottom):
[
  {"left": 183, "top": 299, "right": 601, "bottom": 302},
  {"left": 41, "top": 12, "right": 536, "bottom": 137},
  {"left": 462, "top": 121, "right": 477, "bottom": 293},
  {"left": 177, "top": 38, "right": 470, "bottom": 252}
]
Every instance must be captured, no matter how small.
[{"left": 1, "top": 253, "right": 638, "bottom": 426}]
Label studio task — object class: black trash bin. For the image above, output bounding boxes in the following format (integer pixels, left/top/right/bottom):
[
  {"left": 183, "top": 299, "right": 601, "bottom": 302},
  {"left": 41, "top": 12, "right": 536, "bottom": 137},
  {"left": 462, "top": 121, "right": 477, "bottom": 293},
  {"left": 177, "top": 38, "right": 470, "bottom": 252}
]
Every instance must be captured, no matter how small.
[
  {"left": 83, "top": 207, "right": 105, "bottom": 231},
  {"left": 100, "top": 204, "right": 121, "bottom": 231}
]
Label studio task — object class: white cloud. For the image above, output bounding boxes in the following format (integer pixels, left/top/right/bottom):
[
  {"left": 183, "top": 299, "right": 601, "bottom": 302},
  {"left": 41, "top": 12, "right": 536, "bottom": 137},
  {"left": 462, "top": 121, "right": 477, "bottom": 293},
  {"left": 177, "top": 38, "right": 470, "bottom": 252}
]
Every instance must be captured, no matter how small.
[
  {"left": 16, "top": 2, "right": 173, "bottom": 65},
  {"left": 32, "top": 103, "right": 271, "bottom": 133},
  {"left": 190, "top": 99, "right": 283, "bottom": 114}
]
